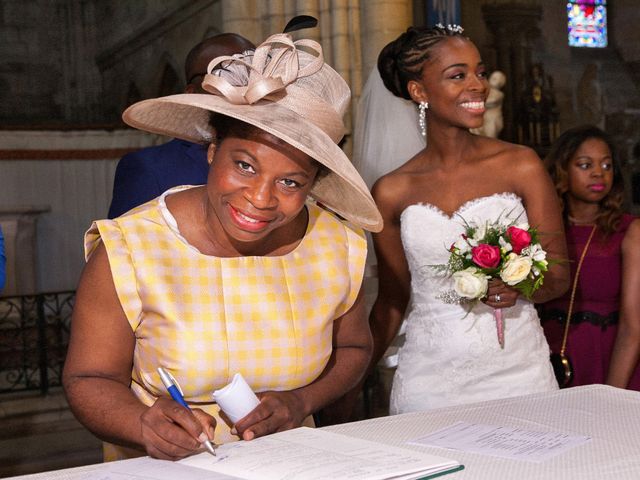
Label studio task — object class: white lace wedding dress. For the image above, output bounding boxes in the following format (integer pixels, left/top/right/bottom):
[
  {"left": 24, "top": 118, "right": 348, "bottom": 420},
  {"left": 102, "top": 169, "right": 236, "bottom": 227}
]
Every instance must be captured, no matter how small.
[{"left": 390, "top": 193, "right": 558, "bottom": 414}]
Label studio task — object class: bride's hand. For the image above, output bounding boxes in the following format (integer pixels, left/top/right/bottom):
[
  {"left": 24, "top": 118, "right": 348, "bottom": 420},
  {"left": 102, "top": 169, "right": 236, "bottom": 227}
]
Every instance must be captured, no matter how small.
[{"left": 483, "top": 280, "right": 519, "bottom": 308}]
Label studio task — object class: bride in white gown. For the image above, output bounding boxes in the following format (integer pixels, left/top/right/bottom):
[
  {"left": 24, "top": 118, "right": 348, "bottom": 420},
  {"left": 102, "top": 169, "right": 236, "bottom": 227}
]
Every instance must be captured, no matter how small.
[{"left": 369, "top": 25, "right": 570, "bottom": 413}]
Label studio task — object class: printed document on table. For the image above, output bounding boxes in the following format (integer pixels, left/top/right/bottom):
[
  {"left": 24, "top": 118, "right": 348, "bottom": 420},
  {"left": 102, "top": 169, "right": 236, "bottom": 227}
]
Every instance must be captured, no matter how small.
[
  {"left": 409, "top": 421, "right": 591, "bottom": 462},
  {"left": 180, "top": 426, "right": 462, "bottom": 480}
]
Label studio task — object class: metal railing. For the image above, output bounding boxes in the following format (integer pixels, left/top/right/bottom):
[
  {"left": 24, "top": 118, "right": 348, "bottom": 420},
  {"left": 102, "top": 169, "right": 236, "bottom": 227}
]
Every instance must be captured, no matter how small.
[{"left": 0, "top": 291, "right": 75, "bottom": 394}]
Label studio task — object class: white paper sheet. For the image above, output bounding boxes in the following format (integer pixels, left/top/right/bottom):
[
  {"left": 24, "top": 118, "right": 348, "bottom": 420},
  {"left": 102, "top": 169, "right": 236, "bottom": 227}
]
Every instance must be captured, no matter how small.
[
  {"left": 80, "top": 457, "right": 242, "bottom": 480},
  {"left": 409, "top": 421, "right": 591, "bottom": 462},
  {"left": 180, "top": 427, "right": 461, "bottom": 480}
]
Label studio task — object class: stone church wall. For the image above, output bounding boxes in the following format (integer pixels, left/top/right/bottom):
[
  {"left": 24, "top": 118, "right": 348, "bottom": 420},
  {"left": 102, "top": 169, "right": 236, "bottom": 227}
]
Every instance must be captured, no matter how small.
[
  {"left": 0, "top": 0, "right": 225, "bottom": 126},
  {"left": 3, "top": 1, "right": 640, "bottom": 131},
  {"left": 1, "top": 1, "right": 67, "bottom": 125}
]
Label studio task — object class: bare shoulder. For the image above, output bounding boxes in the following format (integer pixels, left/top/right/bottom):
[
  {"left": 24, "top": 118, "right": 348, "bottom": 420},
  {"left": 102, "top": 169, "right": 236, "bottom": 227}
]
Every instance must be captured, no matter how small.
[
  {"left": 510, "top": 144, "right": 544, "bottom": 172},
  {"left": 372, "top": 168, "right": 409, "bottom": 201},
  {"left": 485, "top": 139, "right": 547, "bottom": 185},
  {"left": 371, "top": 168, "right": 416, "bottom": 220},
  {"left": 480, "top": 138, "right": 541, "bottom": 169}
]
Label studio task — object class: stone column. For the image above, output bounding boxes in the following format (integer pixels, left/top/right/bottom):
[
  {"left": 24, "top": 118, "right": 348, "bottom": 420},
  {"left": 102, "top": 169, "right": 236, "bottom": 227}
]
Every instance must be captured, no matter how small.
[
  {"left": 293, "top": 0, "right": 322, "bottom": 42},
  {"left": 265, "top": 0, "right": 287, "bottom": 35},
  {"left": 360, "top": 0, "right": 413, "bottom": 79},
  {"left": 221, "top": 0, "right": 261, "bottom": 43},
  {"left": 330, "top": 0, "right": 359, "bottom": 154}
]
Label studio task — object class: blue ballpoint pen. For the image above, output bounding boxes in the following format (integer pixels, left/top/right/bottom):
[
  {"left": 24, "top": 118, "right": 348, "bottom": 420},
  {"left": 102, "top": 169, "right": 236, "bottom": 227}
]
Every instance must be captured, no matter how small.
[{"left": 157, "top": 367, "right": 217, "bottom": 456}]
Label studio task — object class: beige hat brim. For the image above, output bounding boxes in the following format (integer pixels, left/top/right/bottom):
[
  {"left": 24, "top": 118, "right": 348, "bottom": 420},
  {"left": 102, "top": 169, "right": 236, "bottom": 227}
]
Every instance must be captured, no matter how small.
[{"left": 123, "top": 94, "right": 382, "bottom": 232}]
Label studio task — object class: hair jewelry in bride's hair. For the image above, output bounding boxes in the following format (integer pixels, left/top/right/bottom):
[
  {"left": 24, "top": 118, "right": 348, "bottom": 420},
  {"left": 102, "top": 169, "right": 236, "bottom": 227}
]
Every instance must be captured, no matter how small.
[{"left": 434, "top": 23, "right": 464, "bottom": 35}]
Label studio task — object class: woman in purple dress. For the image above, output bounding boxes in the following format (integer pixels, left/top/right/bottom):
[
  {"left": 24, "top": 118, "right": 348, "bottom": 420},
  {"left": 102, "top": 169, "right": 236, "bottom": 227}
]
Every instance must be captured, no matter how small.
[{"left": 539, "top": 125, "right": 640, "bottom": 389}]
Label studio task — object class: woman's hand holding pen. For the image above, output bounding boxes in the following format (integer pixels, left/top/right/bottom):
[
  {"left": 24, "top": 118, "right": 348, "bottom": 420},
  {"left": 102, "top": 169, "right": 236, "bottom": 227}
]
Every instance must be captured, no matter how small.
[
  {"left": 139, "top": 397, "right": 216, "bottom": 460},
  {"left": 233, "top": 390, "right": 306, "bottom": 441}
]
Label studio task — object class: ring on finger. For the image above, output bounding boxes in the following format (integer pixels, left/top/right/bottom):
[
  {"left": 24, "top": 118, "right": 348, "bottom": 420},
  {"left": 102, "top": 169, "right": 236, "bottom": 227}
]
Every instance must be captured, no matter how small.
[{"left": 495, "top": 294, "right": 501, "bottom": 303}]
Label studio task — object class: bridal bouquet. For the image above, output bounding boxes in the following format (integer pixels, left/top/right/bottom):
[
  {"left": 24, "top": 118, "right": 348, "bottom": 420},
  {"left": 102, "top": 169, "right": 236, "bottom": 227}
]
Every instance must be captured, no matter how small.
[{"left": 437, "top": 215, "right": 549, "bottom": 348}]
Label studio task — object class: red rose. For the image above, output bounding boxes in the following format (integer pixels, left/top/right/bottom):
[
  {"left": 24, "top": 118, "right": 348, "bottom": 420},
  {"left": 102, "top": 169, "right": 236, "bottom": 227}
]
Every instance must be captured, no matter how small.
[
  {"left": 507, "top": 226, "right": 532, "bottom": 254},
  {"left": 471, "top": 244, "right": 501, "bottom": 268}
]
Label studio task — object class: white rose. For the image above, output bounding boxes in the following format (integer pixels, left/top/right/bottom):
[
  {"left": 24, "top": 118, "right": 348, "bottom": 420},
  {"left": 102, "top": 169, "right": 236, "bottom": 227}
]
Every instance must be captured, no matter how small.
[
  {"left": 500, "top": 254, "right": 533, "bottom": 285},
  {"left": 453, "top": 267, "right": 489, "bottom": 299}
]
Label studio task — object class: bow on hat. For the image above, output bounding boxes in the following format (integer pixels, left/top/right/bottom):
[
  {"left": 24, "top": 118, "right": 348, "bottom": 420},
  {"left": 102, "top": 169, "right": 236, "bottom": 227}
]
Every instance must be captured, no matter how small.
[{"left": 200, "top": 33, "right": 345, "bottom": 143}]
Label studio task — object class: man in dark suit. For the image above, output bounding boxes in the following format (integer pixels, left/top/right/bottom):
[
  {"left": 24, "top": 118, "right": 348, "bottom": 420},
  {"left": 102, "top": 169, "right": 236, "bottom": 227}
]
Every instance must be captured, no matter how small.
[{"left": 108, "top": 33, "right": 254, "bottom": 219}]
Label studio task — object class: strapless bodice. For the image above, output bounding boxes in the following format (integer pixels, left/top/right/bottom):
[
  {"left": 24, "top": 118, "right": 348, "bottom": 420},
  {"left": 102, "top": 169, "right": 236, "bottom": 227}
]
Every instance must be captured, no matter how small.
[{"left": 400, "top": 192, "right": 527, "bottom": 311}]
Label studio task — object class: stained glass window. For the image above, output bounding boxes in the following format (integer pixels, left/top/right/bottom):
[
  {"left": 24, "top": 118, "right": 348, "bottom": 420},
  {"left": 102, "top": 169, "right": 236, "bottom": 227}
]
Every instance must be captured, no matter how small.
[{"left": 567, "top": 0, "right": 608, "bottom": 48}]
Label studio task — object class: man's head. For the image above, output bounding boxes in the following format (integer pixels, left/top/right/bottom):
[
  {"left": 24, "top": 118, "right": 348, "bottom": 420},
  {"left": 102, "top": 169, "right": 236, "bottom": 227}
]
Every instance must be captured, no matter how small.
[{"left": 185, "top": 33, "right": 255, "bottom": 93}]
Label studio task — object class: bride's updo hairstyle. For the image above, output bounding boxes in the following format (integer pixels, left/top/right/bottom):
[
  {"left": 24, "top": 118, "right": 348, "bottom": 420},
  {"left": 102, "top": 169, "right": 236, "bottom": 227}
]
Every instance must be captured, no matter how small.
[{"left": 378, "top": 24, "right": 465, "bottom": 101}]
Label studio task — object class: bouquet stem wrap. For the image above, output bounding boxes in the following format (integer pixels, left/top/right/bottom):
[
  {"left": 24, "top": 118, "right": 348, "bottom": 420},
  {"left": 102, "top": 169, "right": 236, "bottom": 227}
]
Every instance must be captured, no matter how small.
[{"left": 494, "top": 308, "right": 504, "bottom": 349}]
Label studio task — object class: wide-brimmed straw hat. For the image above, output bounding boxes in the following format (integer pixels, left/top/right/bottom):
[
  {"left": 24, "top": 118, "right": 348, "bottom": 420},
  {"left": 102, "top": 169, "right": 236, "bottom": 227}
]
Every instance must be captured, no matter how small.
[{"left": 122, "top": 33, "right": 383, "bottom": 232}]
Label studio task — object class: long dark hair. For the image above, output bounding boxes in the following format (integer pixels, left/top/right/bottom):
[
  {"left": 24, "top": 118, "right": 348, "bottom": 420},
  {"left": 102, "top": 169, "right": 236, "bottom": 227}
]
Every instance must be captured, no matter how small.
[
  {"left": 377, "top": 25, "right": 466, "bottom": 100},
  {"left": 544, "top": 125, "right": 624, "bottom": 235}
]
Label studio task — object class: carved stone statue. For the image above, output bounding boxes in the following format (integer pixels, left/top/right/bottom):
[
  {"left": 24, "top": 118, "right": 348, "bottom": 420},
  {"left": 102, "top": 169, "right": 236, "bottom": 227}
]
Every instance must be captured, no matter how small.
[{"left": 577, "top": 63, "right": 604, "bottom": 128}]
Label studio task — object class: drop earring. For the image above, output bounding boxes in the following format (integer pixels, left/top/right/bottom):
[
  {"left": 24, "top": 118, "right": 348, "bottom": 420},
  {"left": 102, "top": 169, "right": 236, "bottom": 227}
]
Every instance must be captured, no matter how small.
[{"left": 418, "top": 101, "right": 428, "bottom": 137}]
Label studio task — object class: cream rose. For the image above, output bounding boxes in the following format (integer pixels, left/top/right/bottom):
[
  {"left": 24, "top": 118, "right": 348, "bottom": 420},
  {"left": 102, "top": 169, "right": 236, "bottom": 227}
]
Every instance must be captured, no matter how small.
[
  {"left": 500, "top": 254, "right": 532, "bottom": 285},
  {"left": 453, "top": 267, "right": 489, "bottom": 299}
]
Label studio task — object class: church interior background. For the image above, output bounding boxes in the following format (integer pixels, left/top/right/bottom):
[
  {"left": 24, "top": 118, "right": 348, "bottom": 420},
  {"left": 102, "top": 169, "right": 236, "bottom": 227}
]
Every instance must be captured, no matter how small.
[{"left": 0, "top": 0, "right": 639, "bottom": 475}]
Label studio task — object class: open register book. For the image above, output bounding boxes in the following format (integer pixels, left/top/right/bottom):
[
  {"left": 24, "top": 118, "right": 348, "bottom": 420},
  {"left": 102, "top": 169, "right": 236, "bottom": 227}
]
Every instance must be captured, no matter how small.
[{"left": 179, "top": 426, "right": 463, "bottom": 480}]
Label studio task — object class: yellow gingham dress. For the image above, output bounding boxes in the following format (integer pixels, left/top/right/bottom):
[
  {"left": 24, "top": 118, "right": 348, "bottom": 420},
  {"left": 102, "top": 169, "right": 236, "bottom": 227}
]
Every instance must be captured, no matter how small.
[{"left": 84, "top": 186, "right": 366, "bottom": 459}]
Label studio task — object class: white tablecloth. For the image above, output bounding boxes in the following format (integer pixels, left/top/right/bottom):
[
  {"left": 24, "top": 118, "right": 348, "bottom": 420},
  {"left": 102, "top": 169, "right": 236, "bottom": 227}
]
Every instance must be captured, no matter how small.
[
  {"left": 9, "top": 385, "right": 640, "bottom": 479},
  {"left": 327, "top": 384, "right": 640, "bottom": 479}
]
